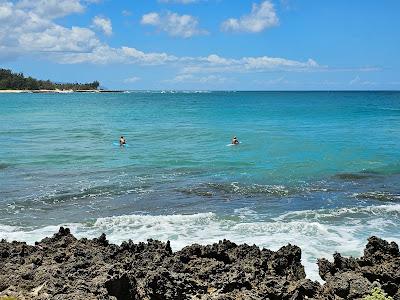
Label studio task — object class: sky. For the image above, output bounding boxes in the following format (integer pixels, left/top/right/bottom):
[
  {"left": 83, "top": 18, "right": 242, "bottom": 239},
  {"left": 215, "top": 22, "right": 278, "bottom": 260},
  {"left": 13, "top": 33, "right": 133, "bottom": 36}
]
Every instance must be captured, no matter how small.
[{"left": 0, "top": 0, "right": 399, "bottom": 90}]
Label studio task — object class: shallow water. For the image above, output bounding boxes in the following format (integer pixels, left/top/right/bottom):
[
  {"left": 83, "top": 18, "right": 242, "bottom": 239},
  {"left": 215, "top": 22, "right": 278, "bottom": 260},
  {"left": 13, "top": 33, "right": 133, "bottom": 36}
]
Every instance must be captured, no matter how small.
[{"left": 1, "top": 91, "right": 399, "bottom": 280}]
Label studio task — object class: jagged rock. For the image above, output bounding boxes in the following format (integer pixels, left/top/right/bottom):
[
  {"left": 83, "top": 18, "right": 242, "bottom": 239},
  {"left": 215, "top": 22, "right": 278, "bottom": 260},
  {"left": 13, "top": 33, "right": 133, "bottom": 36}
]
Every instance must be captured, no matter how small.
[
  {"left": 319, "top": 236, "right": 400, "bottom": 300},
  {"left": 0, "top": 229, "right": 398, "bottom": 299}
]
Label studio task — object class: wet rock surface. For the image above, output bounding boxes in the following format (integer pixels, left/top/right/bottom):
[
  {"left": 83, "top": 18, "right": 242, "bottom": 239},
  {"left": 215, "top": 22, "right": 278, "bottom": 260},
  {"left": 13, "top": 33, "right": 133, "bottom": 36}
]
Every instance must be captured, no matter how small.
[
  {"left": 318, "top": 236, "right": 400, "bottom": 299},
  {"left": 0, "top": 228, "right": 398, "bottom": 299}
]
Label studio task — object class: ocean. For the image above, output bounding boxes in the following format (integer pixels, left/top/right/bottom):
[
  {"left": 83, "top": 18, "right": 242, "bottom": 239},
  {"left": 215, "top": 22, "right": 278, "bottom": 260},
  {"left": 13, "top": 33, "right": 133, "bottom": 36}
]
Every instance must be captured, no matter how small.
[{"left": 0, "top": 91, "right": 399, "bottom": 280}]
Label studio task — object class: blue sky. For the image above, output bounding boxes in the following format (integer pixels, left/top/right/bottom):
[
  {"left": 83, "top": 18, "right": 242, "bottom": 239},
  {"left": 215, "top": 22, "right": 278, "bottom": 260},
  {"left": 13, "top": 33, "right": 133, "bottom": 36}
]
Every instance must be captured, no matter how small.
[{"left": 1, "top": 0, "right": 399, "bottom": 90}]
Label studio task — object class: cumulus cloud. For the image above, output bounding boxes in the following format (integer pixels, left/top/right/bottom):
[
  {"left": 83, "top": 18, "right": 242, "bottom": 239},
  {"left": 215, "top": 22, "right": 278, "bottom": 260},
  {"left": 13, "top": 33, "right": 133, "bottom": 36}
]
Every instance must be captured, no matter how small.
[
  {"left": 92, "top": 16, "right": 112, "bottom": 36},
  {"left": 204, "top": 54, "right": 232, "bottom": 65},
  {"left": 141, "top": 11, "right": 207, "bottom": 38},
  {"left": 58, "top": 46, "right": 320, "bottom": 78},
  {"left": 141, "top": 12, "right": 160, "bottom": 25},
  {"left": 121, "top": 47, "right": 178, "bottom": 65},
  {"left": 221, "top": 1, "right": 279, "bottom": 33},
  {"left": 0, "top": 2, "right": 13, "bottom": 19},
  {"left": 0, "top": 0, "right": 182, "bottom": 65},
  {"left": 0, "top": 0, "right": 322, "bottom": 80},
  {"left": 16, "top": 0, "right": 85, "bottom": 19},
  {"left": 55, "top": 45, "right": 178, "bottom": 65},
  {"left": 20, "top": 26, "right": 99, "bottom": 53},
  {"left": 0, "top": 0, "right": 100, "bottom": 58},
  {"left": 177, "top": 55, "right": 319, "bottom": 76}
]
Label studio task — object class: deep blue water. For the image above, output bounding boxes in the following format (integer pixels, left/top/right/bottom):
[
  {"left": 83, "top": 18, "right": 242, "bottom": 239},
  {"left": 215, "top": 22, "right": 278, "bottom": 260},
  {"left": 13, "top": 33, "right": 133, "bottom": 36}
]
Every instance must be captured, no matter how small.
[{"left": 0, "top": 91, "right": 399, "bottom": 279}]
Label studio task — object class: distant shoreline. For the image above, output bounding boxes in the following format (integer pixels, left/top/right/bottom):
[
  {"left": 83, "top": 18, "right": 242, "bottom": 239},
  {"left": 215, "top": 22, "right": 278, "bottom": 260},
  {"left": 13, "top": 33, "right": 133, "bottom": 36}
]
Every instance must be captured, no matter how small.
[
  {"left": 1, "top": 89, "right": 399, "bottom": 94},
  {"left": 0, "top": 89, "right": 124, "bottom": 94}
]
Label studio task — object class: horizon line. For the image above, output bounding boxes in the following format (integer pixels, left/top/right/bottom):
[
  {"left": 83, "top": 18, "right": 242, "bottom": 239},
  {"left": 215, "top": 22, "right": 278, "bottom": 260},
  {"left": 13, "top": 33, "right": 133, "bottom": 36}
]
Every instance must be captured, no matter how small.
[{"left": 120, "top": 89, "right": 400, "bottom": 92}]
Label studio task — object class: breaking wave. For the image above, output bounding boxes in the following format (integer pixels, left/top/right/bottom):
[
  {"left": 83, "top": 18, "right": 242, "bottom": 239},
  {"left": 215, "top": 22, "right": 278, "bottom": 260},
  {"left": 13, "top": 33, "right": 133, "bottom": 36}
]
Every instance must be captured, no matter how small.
[{"left": 1, "top": 203, "right": 400, "bottom": 282}]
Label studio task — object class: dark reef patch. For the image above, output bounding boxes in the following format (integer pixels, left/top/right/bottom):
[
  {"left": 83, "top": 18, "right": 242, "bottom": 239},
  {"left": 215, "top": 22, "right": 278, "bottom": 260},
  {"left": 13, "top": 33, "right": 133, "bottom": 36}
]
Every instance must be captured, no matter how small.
[
  {"left": 353, "top": 191, "right": 400, "bottom": 202},
  {"left": 0, "top": 163, "right": 10, "bottom": 170},
  {"left": 333, "top": 172, "right": 375, "bottom": 180}
]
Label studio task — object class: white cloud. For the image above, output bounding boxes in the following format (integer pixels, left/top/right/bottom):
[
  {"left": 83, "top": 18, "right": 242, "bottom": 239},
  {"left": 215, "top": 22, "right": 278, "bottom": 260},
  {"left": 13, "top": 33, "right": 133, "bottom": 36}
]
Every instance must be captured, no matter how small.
[
  {"left": 121, "top": 47, "right": 178, "bottom": 65},
  {"left": 16, "top": 0, "right": 85, "bottom": 19},
  {"left": 0, "top": 0, "right": 322, "bottom": 79},
  {"left": 0, "top": 3, "right": 176, "bottom": 65},
  {"left": 92, "top": 16, "right": 112, "bottom": 36},
  {"left": 221, "top": 1, "right": 279, "bottom": 33},
  {"left": 204, "top": 54, "right": 232, "bottom": 65},
  {"left": 53, "top": 41, "right": 320, "bottom": 76},
  {"left": 242, "top": 57, "right": 318, "bottom": 69},
  {"left": 141, "top": 12, "right": 160, "bottom": 25},
  {"left": 0, "top": 1, "right": 100, "bottom": 57},
  {"left": 179, "top": 55, "right": 319, "bottom": 75},
  {"left": 124, "top": 76, "right": 141, "bottom": 83},
  {"left": 59, "top": 44, "right": 320, "bottom": 73},
  {"left": 0, "top": 3, "right": 13, "bottom": 19},
  {"left": 55, "top": 45, "right": 178, "bottom": 65},
  {"left": 20, "top": 26, "right": 100, "bottom": 53},
  {"left": 141, "top": 11, "right": 207, "bottom": 38}
]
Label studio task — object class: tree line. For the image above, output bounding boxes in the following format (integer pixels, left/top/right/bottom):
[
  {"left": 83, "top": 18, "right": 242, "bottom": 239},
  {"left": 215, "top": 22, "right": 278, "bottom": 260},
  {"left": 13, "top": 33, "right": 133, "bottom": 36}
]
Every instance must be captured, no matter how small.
[{"left": 0, "top": 69, "right": 100, "bottom": 91}]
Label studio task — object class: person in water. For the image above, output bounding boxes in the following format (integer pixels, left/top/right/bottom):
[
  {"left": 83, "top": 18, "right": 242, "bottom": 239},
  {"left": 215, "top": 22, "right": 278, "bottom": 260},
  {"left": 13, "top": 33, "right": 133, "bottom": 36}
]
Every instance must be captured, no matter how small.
[
  {"left": 231, "top": 136, "right": 239, "bottom": 145},
  {"left": 119, "top": 136, "right": 126, "bottom": 146}
]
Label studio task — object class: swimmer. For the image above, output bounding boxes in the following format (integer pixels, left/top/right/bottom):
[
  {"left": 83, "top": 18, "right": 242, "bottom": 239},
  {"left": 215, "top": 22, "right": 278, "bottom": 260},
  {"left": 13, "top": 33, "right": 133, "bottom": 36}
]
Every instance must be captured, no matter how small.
[
  {"left": 231, "top": 136, "right": 239, "bottom": 145},
  {"left": 119, "top": 136, "right": 126, "bottom": 146}
]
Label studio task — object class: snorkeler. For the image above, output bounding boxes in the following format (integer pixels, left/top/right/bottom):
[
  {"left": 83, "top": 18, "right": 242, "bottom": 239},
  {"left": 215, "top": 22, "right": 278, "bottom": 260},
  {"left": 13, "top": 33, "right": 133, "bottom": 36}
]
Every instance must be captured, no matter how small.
[
  {"left": 119, "top": 136, "right": 126, "bottom": 146},
  {"left": 231, "top": 136, "right": 239, "bottom": 145}
]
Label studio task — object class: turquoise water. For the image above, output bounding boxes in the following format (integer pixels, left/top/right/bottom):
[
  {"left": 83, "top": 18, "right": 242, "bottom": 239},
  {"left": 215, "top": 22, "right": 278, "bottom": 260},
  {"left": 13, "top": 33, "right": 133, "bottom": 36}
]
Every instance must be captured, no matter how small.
[{"left": 1, "top": 91, "right": 400, "bottom": 279}]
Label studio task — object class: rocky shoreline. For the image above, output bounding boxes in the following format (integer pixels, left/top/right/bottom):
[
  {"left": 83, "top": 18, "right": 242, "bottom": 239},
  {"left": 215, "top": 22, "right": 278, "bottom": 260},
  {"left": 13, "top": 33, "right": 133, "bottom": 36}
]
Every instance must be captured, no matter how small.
[{"left": 0, "top": 228, "right": 398, "bottom": 299}]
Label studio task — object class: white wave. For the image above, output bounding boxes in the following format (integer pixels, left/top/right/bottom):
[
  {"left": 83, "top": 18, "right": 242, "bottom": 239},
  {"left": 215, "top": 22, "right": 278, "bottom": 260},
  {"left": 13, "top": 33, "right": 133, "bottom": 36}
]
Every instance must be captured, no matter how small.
[
  {"left": 0, "top": 223, "right": 82, "bottom": 244},
  {"left": 233, "top": 207, "right": 259, "bottom": 219},
  {"left": 274, "top": 203, "right": 400, "bottom": 222},
  {"left": 1, "top": 205, "right": 400, "bottom": 282}
]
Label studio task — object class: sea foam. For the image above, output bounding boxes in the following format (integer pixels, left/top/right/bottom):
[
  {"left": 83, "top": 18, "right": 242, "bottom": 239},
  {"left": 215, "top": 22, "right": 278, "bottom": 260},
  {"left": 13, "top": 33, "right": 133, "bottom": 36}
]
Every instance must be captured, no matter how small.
[{"left": 1, "top": 203, "right": 400, "bottom": 281}]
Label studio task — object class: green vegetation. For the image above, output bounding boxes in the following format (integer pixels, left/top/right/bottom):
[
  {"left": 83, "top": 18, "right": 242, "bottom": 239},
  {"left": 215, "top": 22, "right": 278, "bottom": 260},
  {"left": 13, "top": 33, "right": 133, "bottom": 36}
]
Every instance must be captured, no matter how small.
[
  {"left": 0, "top": 296, "right": 18, "bottom": 300},
  {"left": 363, "top": 288, "right": 393, "bottom": 300},
  {"left": 0, "top": 68, "right": 99, "bottom": 91}
]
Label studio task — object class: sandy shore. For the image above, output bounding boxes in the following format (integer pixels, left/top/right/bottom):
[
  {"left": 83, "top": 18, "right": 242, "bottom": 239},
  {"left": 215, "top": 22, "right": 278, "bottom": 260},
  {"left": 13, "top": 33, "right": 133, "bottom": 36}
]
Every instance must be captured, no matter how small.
[{"left": 0, "top": 90, "right": 31, "bottom": 93}]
